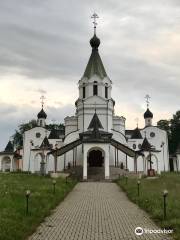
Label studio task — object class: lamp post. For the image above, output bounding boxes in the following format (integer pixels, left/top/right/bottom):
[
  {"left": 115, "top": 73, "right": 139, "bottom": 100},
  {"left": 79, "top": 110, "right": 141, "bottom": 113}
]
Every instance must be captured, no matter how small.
[
  {"left": 66, "top": 176, "right": 68, "bottom": 184},
  {"left": 25, "top": 190, "right": 31, "bottom": 215},
  {"left": 163, "top": 190, "right": 168, "bottom": 220},
  {"left": 52, "top": 180, "right": 56, "bottom": 194},
  {"left": 54, "top": 144, "right": 58, "bottom": 173},
  {"left": 125, "top": 175, "right": 128, "bottom": 184},
  {"left": 137, "top": 180, "right": 141, "bottom": 197}
]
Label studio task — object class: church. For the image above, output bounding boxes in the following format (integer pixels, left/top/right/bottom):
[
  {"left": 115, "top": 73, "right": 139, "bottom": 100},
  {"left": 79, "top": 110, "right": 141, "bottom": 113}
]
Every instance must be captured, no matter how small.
[{"left": 0, "top": 18, "right": 171, "bottom": 180}]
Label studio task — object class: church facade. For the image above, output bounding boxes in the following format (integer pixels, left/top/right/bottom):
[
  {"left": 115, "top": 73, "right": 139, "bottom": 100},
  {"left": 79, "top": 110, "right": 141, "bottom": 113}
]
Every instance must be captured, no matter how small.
[{"left": 0, "top": 28, "right": 170, "bottom": 179}]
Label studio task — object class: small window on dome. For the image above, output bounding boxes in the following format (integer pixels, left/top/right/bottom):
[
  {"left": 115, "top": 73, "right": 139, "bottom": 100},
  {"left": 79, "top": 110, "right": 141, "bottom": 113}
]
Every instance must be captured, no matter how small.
[
  {"left": 138, "top": 144, "right": 142, "bottom": 149},
  {"left": 150, "top": 132, "right": 155, "bottom": 137},
  {"left": 36, "top": 132, "right": 41, "bottom": 138},
  {"left": 133, "top": 144, "right": 136, "bottom": 149}
]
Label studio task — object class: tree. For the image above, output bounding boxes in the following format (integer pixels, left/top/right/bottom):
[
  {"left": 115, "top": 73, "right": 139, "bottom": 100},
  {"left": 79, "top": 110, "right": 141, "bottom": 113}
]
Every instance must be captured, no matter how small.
[
  {"left": 157, "top": 111, "right": 180, "bottom": 154},
  {"left": 169, "top": 111, "right": 180, "bottom": 154},
  {"left": 47, "top": 123, "right": 65, "bottom": 131},
  {"left": 157, "top": 120, "right": 170, "bottom": 135}
]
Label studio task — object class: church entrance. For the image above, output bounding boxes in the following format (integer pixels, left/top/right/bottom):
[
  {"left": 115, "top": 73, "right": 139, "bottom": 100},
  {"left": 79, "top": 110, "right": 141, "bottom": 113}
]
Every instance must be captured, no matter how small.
[{"left": 88, "top": 150, "right": 104, "bottom": 167}]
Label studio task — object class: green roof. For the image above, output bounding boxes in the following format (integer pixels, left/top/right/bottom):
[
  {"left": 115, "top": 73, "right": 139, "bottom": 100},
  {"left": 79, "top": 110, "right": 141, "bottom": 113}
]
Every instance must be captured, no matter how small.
[{"left": 83, "top": 49, "right": 107, "bottom": 79}]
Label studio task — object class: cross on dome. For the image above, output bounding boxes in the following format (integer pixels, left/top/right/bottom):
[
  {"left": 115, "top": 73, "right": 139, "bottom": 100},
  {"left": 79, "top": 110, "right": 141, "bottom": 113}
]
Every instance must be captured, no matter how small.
[
  {"left": 40, "top": 95, "right": 46, "bottom": 108},
  {"left": 135, "top": 118, "right": 139, "bottom": 128},
  {"left": 91, "top": 13, "right": 99, "bottom": 35},
  {"left": 145, "top": 94, "right": 150, "bottom": 108}
]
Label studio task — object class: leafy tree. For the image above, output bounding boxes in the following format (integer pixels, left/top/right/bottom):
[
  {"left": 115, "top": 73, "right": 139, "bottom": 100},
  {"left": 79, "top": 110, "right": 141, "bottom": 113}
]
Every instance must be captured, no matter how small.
[
  {"left": 157, "top": 111, "right": 180, "bottom": 154},
  {"left": 157, "top": 120, "right": 170, "bottom": 135},
  {"left": 47, "top": 123, "right": 65, "bottom": 131},
  {"left": 169, "top": 111, "right": 180, "bottom": 154}
]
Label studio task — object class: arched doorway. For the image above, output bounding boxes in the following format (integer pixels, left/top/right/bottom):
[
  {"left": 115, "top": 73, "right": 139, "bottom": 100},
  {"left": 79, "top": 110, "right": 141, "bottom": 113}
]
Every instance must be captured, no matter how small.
[
  {"left": 34, "top": 153, "right": 43, "bottom": 172},
  {"left": 2, "top": 156, "right": 11, "bottom": 172},
  {"left": 88, "top": 150, "right": 104, "bottom": 167},
  {"left": 87, "top": 147, "right": 105, "bottom": 180}
]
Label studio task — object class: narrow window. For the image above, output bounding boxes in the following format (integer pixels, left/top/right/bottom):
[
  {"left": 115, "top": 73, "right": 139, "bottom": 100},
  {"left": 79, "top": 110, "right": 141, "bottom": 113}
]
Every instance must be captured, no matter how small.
[
  {"left": 83, "top": 86, "right": 86, "bottom": 98},
  {"left": 93, "top": 81, "right": 98, "bottom": 96},
  {"left": 105, "top": 86, "right": 108, "bottom": 98}
]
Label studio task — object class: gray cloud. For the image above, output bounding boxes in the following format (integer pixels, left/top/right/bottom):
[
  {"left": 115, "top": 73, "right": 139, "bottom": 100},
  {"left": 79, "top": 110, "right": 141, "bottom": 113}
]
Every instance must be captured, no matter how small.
[
  {"left": 0, "top": 101, "right": 74, "bottom": 149},
  {"left": 0, "top": 0, "right": 180, "bottom": 147}
]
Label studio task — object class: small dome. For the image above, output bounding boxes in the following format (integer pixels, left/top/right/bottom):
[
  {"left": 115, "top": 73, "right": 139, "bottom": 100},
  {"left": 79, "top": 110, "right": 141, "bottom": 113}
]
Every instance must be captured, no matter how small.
[
  {"left": 144, "top": 108, "right": 153, "bottom": 119},
  {"left": 37, "top": 108, "right": 47, "bottom": 119},
  {"left": 90, "top": 34, "right": 100, "bottom": 49}
]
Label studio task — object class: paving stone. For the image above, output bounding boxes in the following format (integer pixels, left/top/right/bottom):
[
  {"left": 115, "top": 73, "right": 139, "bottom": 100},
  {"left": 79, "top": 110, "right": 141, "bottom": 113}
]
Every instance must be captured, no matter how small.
[{"left": 28, "top": 182, "right": 173, "bottom": 240}]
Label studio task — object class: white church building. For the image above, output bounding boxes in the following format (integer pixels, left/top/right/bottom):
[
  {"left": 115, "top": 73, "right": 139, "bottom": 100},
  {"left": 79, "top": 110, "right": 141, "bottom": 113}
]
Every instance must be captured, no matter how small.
[{"left": 0, "top": 23, "right": 170, "bottom": 180}]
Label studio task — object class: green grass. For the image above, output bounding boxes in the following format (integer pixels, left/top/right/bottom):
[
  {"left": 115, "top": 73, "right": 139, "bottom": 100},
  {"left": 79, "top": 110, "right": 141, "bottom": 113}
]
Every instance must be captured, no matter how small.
[
  {"left": 116, "top": 172, "right": 180, "bottom": 240},
  {"left": 0, "top": 173, "right": 77, "bottom": 240}
]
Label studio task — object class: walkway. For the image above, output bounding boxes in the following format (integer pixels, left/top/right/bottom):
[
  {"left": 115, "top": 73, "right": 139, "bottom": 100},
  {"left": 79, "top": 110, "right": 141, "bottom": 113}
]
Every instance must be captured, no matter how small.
[{"left": 29, "top": 182, "right": 172, "bottom": 240}]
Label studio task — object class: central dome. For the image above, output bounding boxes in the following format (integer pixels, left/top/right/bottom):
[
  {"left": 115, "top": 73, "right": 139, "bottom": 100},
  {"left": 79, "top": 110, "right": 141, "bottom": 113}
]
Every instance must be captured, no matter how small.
[{"left": 90, "top": 34, "right": 100, "bottom": 49}]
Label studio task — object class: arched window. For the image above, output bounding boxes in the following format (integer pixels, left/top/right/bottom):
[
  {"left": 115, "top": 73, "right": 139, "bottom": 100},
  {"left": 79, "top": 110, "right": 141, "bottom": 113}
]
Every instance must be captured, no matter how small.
[
  {"left": 83, "top": 85, "right": 86, "bottom": 98},
  {"left": 93, "top": 81, "right": 98, "bottom": 96},
  {"left": 105, "top": 84, "right": 108, "bottom": 98}
]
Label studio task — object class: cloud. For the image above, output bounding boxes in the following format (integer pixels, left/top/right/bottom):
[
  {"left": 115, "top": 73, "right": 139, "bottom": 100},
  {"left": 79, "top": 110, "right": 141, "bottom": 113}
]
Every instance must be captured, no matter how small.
[
  {"left": 0, "top": 101, "right": 74, "bottom": 149},
  {"left": 0, "top": 0, "right": 180, "bottom": 147}
]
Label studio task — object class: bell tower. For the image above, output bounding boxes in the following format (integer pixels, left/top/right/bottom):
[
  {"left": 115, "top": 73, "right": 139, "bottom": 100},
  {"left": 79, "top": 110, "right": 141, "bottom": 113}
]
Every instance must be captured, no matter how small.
[{"left": 76, "top": 13, "right": 114, "bottom": 133}]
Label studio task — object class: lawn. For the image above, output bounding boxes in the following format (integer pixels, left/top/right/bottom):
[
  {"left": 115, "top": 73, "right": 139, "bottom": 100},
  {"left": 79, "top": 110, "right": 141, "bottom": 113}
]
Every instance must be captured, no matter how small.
[
  {"left": 117, "top": 172, "right": 180, "bottom": 240},
  {"left": 0, "top": 173, "right": 77, "bottom": 240}
]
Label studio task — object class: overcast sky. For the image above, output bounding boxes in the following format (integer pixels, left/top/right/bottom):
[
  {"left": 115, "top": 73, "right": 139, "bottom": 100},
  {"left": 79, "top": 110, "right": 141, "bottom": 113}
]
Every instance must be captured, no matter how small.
[{"left": 0, "top": 0, "right": 180, "bottom": 149}]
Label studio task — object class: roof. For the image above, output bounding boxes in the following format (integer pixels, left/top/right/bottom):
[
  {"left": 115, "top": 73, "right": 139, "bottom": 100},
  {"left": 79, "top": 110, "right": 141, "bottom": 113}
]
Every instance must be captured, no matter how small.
[
  {"left": 141, "top": 137, "right": 152, "bottom": 151},
  {"left": 40, "top": 136, "right": 51, "bottom": 149},
  {"left": 37, "top": 108, "right": 47, "bottom": 119},
  {"left": 83, "top": 34, "right": 107, "bottom": 79},
  {"left": 144, "top": 108, "right": 153, "bottom": 119},
  {"left": 48, "top": 129, "right": 64, "bottom": 139},
  {"left": 125, "top": 130, "right": 133, "bottom": 136},
  {"left": 131, "top": 127, "right": 143, "bottom": 139},
  {"left": 88, "top": 112, "right": 103, "bottom": 130},
  {"left": 4, "top": 141, "right": 14, "bottom": 152},
  {"left": 80, "top": 112, "right": 112, "bottom": 142}
]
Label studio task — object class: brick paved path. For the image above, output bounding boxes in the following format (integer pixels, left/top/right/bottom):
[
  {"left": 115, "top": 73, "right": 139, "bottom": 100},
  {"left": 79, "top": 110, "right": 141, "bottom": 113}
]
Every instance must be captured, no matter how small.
[{"left": 29, "top": 182, "right": 172, "bottom": 240}]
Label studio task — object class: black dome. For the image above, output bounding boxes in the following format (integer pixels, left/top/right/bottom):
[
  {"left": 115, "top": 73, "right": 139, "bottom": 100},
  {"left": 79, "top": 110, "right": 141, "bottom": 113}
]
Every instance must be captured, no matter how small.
[
  {"left": 90, "top": 34, "right": 100, "bottom": 49},
  {"left": 144, "top": 108, "right": 153, "bottom": 119},
  {"left": 37, "top": 108, "right": 47, "bottom": 119}
]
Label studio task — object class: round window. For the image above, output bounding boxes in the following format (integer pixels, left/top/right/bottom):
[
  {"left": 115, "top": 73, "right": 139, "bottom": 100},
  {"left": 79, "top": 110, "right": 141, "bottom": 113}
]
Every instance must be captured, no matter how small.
[
  {"left": 36, "top": 132, "right": 41, "bottom": 138},
  {"left": 138, "top": 144, "right": 142, "bottom": 149},
  {"left": 133, "top": 144, "right": 136, "bottom": 149},
  {"left": 150, "top": 132, "right": 155, "bottom": 137}
]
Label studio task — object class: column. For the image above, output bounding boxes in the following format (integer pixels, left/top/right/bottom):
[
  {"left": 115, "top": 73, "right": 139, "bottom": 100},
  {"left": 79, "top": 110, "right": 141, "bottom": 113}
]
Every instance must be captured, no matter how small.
[
  {"left": 83, "top": 147, "right": 87, "bottom": 180},
  {"left": 10, "top": 156, "right": 13, "bottom": 172},
  {"left": 105, "top": 145, "right": 110, "bottom": 179},
  {"left": 64, "top": 153, "right": 66, "bottom": 171},
  {"left": 143, "top": 156, "right": 146, "bottom": 175}
]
